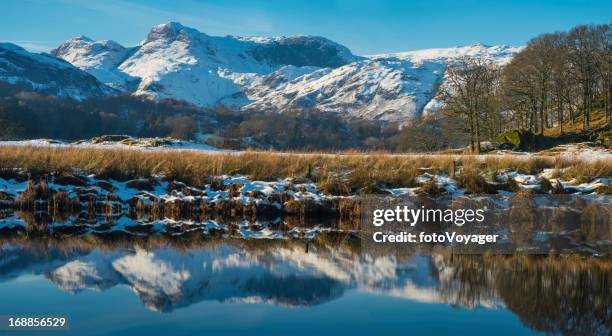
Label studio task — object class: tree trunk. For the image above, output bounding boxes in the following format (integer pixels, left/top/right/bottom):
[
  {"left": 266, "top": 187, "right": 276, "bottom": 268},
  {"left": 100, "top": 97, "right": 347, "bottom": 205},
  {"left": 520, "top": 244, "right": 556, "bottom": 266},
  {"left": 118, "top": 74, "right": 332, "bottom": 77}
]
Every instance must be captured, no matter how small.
[
  {"left": 583, "top": 82, "right": 590, "bottom": 130},
  {"left": 475, "top": 109, "right": 481, "bottom": 154},
  {"left": 468, "top": 112, "right": 475, "bottom": 153},
  {"left": 558, "top": 100, "right": 564, "bottom": 136},
  {"left": 608, "top": 62, "right": 612, "bottom": 128},
  {"left": 540, "top": 87, "right": 546, "bottom": 134}
]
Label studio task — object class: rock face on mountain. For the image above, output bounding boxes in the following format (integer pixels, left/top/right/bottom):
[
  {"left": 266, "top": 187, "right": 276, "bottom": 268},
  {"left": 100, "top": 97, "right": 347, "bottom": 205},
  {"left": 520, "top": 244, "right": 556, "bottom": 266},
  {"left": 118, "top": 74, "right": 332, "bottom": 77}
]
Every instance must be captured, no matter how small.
[
  {"left": 8, "top": 22, "right": 521, "bottom": 121},
  {"left": 0, "top": 43, "right": 115, "bottom": 99},
  {"left": 248, "top": 35, "right": 359, "bottom": 68}
]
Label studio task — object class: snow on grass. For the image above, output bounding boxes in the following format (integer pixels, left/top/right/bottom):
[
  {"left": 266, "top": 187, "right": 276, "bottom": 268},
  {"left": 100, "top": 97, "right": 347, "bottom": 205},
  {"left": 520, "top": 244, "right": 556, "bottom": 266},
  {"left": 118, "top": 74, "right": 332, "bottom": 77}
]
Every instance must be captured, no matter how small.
[
  {"left": 550, "top": 143, "right": 612, "bottom": 162},
  {"left": 382, "top": 187, "right": 418, "bottom": 196},
  {"left": 0, "top": 138, "right": 222, "bottom": 153}
]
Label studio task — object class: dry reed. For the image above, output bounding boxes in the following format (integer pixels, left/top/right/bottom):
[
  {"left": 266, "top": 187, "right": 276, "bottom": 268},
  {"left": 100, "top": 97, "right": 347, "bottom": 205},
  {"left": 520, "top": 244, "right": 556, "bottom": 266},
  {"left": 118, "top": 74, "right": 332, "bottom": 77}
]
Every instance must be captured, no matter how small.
[{"left": 0, "top": 146, "right": 609, "bottom": 189}]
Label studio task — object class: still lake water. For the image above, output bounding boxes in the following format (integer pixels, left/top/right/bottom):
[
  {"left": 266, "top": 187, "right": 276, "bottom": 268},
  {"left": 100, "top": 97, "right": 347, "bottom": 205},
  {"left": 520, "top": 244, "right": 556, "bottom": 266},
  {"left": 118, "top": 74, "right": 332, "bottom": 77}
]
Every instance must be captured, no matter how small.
[
  {"left": 1, "top": 194, "right": 610, "bottom": 335},
  {"left": 1, "top": 236, "right": 609, "bottom": 336}
]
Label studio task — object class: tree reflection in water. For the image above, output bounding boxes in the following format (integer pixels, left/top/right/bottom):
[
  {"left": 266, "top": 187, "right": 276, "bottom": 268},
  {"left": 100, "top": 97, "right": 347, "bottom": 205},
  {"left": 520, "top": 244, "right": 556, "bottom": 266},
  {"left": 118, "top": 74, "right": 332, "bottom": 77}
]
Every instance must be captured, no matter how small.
[{"left": 441, "top": 255, "right": 611, "bottom": 335}]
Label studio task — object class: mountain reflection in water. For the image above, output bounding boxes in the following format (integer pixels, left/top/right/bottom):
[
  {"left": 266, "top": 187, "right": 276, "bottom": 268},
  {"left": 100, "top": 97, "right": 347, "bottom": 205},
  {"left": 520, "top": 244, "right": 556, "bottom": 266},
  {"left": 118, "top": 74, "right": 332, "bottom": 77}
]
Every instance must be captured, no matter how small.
[{"left": 0, "top": 236, "right": 610, "bottom": 335}]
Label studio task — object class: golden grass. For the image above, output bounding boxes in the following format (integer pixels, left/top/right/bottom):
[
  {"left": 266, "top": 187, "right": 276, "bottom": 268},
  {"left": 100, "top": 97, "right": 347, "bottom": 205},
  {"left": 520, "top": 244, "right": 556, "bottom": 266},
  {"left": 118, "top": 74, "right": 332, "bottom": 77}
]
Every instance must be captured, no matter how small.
[
  {"left": 544, "top": 108, "right": 609, "bottom": 137},
  {"left": 0, "top": 146, "right": 609, "bottom": 189},
  {"left": 457, "top": 168, "right": 496, "bottom": 194}
]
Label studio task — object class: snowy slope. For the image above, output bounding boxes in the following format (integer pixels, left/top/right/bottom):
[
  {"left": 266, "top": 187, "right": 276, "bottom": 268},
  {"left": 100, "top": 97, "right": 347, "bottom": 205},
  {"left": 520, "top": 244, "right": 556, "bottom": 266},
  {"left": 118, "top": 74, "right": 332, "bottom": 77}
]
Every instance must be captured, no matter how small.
[
  {"left": 50, "top": 36, "right": 138, "bottom": 91},
  {"left": 0, "top": 43, "right": 115, "bottom": 99},
  {"left": 117, "top": 22, "right": 271, "bottom": 106},
  {"left": 370, "top": 43, "right": 523, "bottom": 116},
  {"left": 50, "top": 23, "right": 520, "bottom": 121},
  {"left": 237, "top": 58, "right": 445, "bottom": 121},
  {"left": 370, "top": 43, "right": 522, "bottom": 65},
  {"left": 237, "top": 44, "right": 520, "bottom": 121}
]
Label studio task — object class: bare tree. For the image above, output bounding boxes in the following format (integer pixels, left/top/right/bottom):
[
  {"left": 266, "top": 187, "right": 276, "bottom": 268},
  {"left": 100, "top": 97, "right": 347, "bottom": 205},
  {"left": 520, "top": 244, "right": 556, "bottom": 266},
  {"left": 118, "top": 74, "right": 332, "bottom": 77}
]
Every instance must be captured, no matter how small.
[
  {"left": 567, "top": 25, "right": 599, "bottom": 130},
  {"left": 440, "top": 57, "right": 498, "bottom": 153},
  {"left": 499, "top": 24, "right": 611, "bottom": 135},
  {"left": 593, "top": 23, "right": 612, "bottom": 128}
]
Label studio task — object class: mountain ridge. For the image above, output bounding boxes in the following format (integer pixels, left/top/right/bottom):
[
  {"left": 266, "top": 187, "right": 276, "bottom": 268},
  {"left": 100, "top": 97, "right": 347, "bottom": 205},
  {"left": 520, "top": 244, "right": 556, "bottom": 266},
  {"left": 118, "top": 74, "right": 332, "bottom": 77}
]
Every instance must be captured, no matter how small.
[{"left": 4, "top": 22, "right": 521, "bottom": 122}]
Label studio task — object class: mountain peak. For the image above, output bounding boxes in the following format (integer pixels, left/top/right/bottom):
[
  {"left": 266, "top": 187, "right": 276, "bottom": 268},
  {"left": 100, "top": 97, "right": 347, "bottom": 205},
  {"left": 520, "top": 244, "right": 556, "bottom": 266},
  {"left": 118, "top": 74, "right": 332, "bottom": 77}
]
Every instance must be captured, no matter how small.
[
  {"left": 54, "top": 35, "right": 125, "bottom": 50},
  {"left": 467, "top": 42, "right": 488, "bottom": 48},
  {"left": 145, "top": 22, "right": 203, "bottom": 43},
  {"left": 73, "top": 35, "right": 94, "bottom": 42},
  {"left": 156, "top": 21, "right": 186, "bottom": 30},
  {"left": 50, "top": 35, "right": 132, "bottom": 91},
  {"left": 51, "top": 36, "right": 126, "bottom": 58}
]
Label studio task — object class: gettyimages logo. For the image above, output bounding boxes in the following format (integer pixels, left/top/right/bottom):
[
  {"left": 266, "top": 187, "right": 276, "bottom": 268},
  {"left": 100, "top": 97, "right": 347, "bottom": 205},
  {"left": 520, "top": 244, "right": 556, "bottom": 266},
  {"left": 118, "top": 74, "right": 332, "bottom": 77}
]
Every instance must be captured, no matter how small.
[
  {"left": 360, "top": 194, "right": 611, "bottom": 254},
  {"left": 372, "top": 205, "right": 485, "bottom": 227}
]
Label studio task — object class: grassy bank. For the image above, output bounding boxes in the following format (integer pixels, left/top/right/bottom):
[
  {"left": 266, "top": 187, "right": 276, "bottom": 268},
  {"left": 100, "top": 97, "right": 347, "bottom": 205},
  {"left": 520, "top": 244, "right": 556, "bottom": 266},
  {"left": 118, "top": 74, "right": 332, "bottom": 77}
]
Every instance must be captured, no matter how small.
[{"left": 0, "top": 146, "right": 610, "bottom": 190}]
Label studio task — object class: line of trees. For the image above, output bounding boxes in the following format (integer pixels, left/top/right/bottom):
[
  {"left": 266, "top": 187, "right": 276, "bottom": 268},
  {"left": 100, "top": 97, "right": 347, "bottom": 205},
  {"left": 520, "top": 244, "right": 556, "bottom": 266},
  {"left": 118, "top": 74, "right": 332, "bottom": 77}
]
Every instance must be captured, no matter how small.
[
  {"left": 205, "top": 107, "right": 398, "bottom": 150},
  {"left": 0, "top": 82, "right": 398, "bottom": 150},
  {"left": 0, "top": 83, "right": 200, "bottom": 140},
  {"left": 439, "top": 23, "right": 612, "bottom": 153}
]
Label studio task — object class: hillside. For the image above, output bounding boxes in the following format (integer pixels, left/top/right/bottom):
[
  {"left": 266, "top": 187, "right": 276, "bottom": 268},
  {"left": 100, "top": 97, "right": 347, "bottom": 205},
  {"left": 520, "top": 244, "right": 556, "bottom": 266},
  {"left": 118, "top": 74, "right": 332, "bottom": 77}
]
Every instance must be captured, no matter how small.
[
  {"left": 544, "top": 108, "right": 610, "bottom": 137},
  {"left": 0, "top": 43, "right": 114, "bottom": 99}
]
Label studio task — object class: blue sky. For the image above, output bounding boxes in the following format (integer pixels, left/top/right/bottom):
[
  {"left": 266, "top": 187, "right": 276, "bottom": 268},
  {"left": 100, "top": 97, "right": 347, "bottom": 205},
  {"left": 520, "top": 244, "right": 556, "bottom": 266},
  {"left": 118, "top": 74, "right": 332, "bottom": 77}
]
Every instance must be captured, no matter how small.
[{"left": 2, "top": 0, "right": 611, "bottom": 54}]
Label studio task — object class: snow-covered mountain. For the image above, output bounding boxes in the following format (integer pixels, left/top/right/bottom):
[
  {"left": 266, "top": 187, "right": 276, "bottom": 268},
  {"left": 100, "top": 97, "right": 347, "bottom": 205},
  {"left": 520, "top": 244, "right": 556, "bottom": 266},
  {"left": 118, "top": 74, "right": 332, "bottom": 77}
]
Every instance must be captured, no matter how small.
[
  {"left": 0, "top": 43, "right": 115, "bottom": 99},
  {"left": 370, "top": 43, "right": 523, "bottom": 116},
  {"left": 236, "top": 43, "right": 521, "bottom": 120},
  {"left": 51, "top": 22, "right": 360, "bottom": 108},
  {"left": 50, "top": 36, "right": 138, "bottom": 91},
  {"left": 10, "top": 22, "right": 521, "bottom": 121},
  {"left": 234, "top": 58, "right": 446, "bottom": 120}
]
